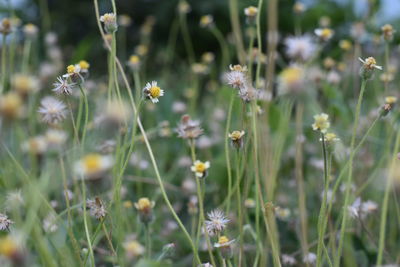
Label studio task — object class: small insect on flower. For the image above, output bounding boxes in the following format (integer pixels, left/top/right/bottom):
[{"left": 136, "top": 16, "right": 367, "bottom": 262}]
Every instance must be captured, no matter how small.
[
  {"left": 74, "top": 153, "right": 114, "bottom": 179},
  {"left": 314, "top": 27, "right": 334, "bottom": 41},
  {"left": 52, "top": 76, "right": 75, "bottom": 95},
  {"left": 312, "top": 113, "right": 330, "bottom": 133},
  {"left": 134, "top": 197, "right": 155, "bottom": 224},
  {"left": 191, "top": 160, "right": 210, "bottom": 178},
  {"left": 86, "top": 197, "right": 107, "bottom": 220},
  {"left": 63, "top": 64, "right": 84, "bottom": 84},
  {"left": 205, "top": 209, "right": 229, "bottom": 236},
  {"left": 228, "top": 130, "right": 245, "bottom": 149},
  {"left": 38, "top": 96, "right": 67, "bottom": 125},
  {"left": 0, "top": 213, "right": 13, "bottom": 231},
  {"left": 200, "top": 15, "right": 214, "bottom": 28},
  {"left": 100, "top": 13, "right": 118, "bottom": 33},
  {"left": 143, "top": 81, "right": 164, "bottom": 103},
  {"left": 176, "top": 114, "right": 204, "bottom": 139}
]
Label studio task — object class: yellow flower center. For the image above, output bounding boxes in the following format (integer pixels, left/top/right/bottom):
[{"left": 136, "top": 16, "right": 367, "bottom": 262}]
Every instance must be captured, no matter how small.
[
  {"left": 339, "top": 40, "right": 352, "bottom": 51},
  {"left": 364, "top": 57, "right": 377, "bottom": 68},
  {"left": 67, "top": 65, "right": 75, "bottom": 74},
  {"left": 245, "top": 6, "right": 258, "bottom": 17},
  {"left": 321, "top": 28, "right": 333, "bottom": 39},
  {"left": 281, "top": 67, "right": 302, "bottom": 85},
  {"left": 79, "top": 60, "right": 90, "bottom": 70},
  {"left": 218, "top": 236, "right": 230, "bottom": 245},
  {"left": 129, "top": 55, "right": 140, "bottom": 64},
  {"left": 83, "top": 154, "right": 102, "bottom": 174},
  {"left": 149, "top": 86, "right": 161, "bottom": 98},
  {"left": 194, "top": 162, "right": 207, "bottom": 173},
  {"left": 385, "top": 96, "right": 397, "bottom": 104},
  {"left": 230, "top": 131, "right": 243, "bottom": 140},
  {"left": 136, "top": 198, "right": 152, "bottom": 211},
  {"left": 0, "top": 237, "right": 17, "bottom": 258}
]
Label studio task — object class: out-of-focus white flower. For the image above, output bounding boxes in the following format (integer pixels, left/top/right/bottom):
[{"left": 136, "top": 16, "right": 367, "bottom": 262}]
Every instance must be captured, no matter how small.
[
  {"left": 74, "top": 154, "right": 114, "bottom": 179},
  {"left": 284, "top": 35, "right": 317, "bottom": 62},
  {"left": 205, "top": 209, "right": 230, "bottom": 236},
  {"left": 38, "top": 96, "right": 67, "bottom": 125}
]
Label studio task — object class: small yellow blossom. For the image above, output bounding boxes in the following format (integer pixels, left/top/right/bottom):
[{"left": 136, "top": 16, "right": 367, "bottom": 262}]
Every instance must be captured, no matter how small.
[
  {"left": 244, "top": 6, "right": 258, "bottom": 18},
  {"left": 191, "top": 160, "right": 210, "bottom": 178},
  {"left": 143, "top": 81, "right": 164, "bottom": 103},
  {"left": 79, "top": 60, "right": 90, "bottom": 70},
  {"left": 339, "top": 40, "right": 352, "bottom": 51},
  {"left": 385, "top": 96, "right": 397, "bottom": 105},
  {"left": 67, "top": 65, "right": 75, "bottom": 74},
  {"left": 134, "top": 198, "right": 154, "bottom": 212},
  {"left": 0, "top": 236, "right": 18, "bottom": 258},
  {"left": 293, "top": 2, "right": 306, "bottom": 14},
  {"left": 0, "top": 92, "right": 24, "bottom": 119},
  {"left": 315, "top": 28, "right": 334, "bottom": 41},
  {"left": 359, "top": 57, "right": 382, "bottom": 70},
  {"left": 312, "top": 113, "right": 330, "bottom": 133},
  {"left": 200, "top": 15, "right": 214, "bottom": 28}
]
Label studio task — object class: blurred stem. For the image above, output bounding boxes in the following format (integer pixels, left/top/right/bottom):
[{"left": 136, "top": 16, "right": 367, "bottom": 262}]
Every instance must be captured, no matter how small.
[
  {"left": 384, "top": 42, "right": 390, "bottom": 92},
  {"left": 66, "top": 98, "right": 80, "bottom": 145},
  {"left": 102, "top": 221, "right": 117, "bottom": 256},
  {"left": 179, "top": 7, "right": 195, "bottom": 65},
  {"left": 295, "top": 102, "right": 309, "bottom": 264},
  {"left": 145, "top": 224, "right": 151, "bottom": 258},
  {"left": 316, "top": 133, "right": 331, "bottom": 266},
  {"left": 225, "top": 94, "right": 234, "bottom": 213},
  {"left": 376, "top": 128, "right": 400, "bottom": 265},
  {"left": 81, "top": 178, "right": 95, "bottom": 267},
  {"left": 210, "top": 26, "right": 229, "bottom": 69},
  {"left": 264, "top": 202, "right": 282, "bottom": 267},
  {"left": 255, "top": 0, "right": 264, "bottom": 86},
  {"left": 265, "top": 0, "right": 278, "bottom": 94},
  {"left": 235, "top": 151, "right": 244, "bottom": 267},
  {"left": 59, "top": 154, "right": 83, "bottom": 265},
  {"left": 228, "top": 0, "right": 245, "bottom": 64},
  {"left": 1, "top": 35, "right": 7, "bottom": 94},
  {"left": 190, "top": 139, "right": 216, "bottom": 267},
  {"left": 22, "top": 39, "right": 31, "bottom": 73},
  {"left": 247, "top": 29, "right": 255, "bottom": 78},
  {"left": 335, "top": 79, "right": 367, "bottom": 267},
  {"left": 39, "top": 0, "right": 51, "bottom": 32},
  {"left": 78, "top": 85, "right": 89, "bottom": 147}
]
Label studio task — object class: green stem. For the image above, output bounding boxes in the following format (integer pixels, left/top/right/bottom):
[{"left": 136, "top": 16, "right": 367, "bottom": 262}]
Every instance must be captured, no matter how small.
[
  {"left": 210, "top": 26, "right": 229, "bottom": 69},
  {"left": 78, "top": 85, "right": 89, "bottom": 147},
  {"left": 225, "top": 94, "right": 234, "bottom": 213},
  {"left": 376, "top": 129, "right": 400, "bottom": 265},
  {"left": 1, "top": 35, "right": 7, "bottom": 94},
  {"left": 81, "top": 178, "right": 95, "bottom": 267},
  {"left": 235, "top": 151, "right": 244, "bottom": 266},
  {"left": 335, "top": 80, "right": 367, "bottom": 267},
  {"left": 316, "top": 133, "right": 331, "bottom": 266}
]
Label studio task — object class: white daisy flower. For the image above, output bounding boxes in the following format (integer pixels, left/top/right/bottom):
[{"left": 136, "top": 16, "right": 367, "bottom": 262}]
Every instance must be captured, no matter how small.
[
  {"left": 359, "top": 57, "right": 383, "bottom": 70},
  {"left": 190, "top": 160, "right": 210, "bottom": 178},
  {"left": 143, "top": 81, "right": 164, "bottom": 103},
  {"left": 74, "top": 153, "right": 114, "bottom": 179}
]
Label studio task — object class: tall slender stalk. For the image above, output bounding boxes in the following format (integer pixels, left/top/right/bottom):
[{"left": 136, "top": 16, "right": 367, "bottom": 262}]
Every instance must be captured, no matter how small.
[
  {"left": 224, "top": 94, "right": 234, "bottom": 213},
  {"left": 228, "top": 0, "right": 245, "bottom": 64},
  {"left": 335, "top": 80, "right": 367, "bottom": 267},
  {"left": 376, "top": 129, "right": 400, "bottom": 265},
  {"left": 316, "top": 133, "right": 331, "bottom": 266}
]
